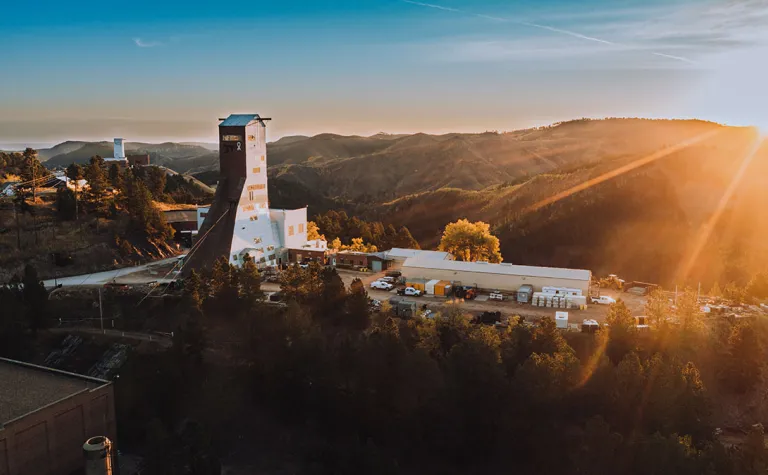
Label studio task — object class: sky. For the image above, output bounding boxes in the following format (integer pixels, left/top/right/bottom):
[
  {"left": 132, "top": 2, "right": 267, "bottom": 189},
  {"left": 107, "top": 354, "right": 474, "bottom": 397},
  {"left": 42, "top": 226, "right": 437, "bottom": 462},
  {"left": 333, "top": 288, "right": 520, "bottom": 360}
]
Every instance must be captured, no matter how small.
[{"left": 1, "top": 0, "right": 767, "bottom": 146}]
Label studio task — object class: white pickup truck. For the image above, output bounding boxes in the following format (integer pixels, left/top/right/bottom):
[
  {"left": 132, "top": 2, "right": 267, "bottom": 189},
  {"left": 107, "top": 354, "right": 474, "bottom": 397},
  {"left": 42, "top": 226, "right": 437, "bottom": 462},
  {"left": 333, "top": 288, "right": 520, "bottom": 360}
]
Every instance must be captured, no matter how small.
[
  {"left": 371, "top": 280, "right": 394, "bottom": 291},
  {"left": 591, "top": 295, "right": 617, "bottom": 305}
]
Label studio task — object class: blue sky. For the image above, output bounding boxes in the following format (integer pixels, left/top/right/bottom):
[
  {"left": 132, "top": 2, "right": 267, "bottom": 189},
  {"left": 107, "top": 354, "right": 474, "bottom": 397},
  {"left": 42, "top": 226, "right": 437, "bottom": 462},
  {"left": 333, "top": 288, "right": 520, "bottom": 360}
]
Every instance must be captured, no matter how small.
[{"left": 1, "top": 0, "right": 767, "bottom": 144}]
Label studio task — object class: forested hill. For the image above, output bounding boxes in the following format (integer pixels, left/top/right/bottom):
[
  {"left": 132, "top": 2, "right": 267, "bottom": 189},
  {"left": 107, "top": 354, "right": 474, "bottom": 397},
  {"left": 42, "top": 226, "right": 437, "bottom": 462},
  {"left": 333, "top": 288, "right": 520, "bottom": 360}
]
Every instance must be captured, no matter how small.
[
  {"left": 377, "top": 126, "right": 768, "bottom": 288},
  {"left": 32, "top": 118, "right": 767, "bottom": 287}
]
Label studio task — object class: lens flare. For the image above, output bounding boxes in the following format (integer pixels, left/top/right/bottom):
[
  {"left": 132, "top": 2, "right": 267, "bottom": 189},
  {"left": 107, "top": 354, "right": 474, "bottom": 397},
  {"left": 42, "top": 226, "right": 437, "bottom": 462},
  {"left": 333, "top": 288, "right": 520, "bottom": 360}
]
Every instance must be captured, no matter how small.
[
  {"left": 525, "top": 129, "right": 723, "bottom": 214},
  {"left": 676, "top": 132, "right": 765, "bottom": 283}
]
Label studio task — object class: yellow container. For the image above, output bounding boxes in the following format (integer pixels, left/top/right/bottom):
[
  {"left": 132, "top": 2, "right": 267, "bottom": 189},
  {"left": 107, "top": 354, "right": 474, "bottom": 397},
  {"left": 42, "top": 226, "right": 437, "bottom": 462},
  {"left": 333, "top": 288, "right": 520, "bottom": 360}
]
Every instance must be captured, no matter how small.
[
  {"left": 434, "top": 280, "right": 452, "bottom": 296},
  {"left": 406, "top": 281, "right": 426, "bottom": 292}
]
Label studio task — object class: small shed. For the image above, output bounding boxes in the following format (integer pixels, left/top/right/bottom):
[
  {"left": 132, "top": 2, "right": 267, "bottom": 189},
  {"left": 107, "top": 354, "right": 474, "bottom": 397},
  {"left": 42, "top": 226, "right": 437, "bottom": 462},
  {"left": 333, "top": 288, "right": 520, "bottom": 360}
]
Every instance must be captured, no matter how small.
[{"left": 555, "top": 311, "right": 569, "bottom": 329}]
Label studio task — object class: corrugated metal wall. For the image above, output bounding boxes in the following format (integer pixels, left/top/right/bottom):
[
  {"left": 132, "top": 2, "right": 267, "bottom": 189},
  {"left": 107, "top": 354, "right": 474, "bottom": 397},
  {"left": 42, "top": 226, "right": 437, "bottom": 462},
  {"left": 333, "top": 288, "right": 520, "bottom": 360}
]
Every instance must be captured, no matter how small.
[{"left": 400, "top": 266, "right": 590, "bottom": 293}]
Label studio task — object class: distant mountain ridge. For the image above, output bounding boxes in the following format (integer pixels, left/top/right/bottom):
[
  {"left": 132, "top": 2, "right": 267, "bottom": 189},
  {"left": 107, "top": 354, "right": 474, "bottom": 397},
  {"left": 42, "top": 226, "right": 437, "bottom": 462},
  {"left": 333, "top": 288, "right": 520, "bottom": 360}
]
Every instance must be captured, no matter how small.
[{"left": 29, "top": 118, "right": 768, "bottom": 287}]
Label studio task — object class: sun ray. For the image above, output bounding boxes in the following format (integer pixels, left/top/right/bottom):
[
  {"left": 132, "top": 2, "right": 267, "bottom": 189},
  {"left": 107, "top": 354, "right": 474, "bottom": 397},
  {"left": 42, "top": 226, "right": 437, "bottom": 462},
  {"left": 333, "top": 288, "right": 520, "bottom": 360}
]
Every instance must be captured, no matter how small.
[
  {"left": 525, "top": 129, "right": 723, "bottom": 214},
  {"left": 676, "top": 132, "right": 765, "bottom": 283}
]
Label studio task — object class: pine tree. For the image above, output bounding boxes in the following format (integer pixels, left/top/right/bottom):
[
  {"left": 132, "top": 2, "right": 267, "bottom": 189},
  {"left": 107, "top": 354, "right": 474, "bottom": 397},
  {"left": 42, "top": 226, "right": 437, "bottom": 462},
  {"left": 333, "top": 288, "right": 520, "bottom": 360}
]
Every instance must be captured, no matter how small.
[
  {"left": 65, "top": 163, "right": 84, "bottom": 220},
  {"left": 108, "top": 163, "right": 122, "bottom": 188},
  {"left": 239, "top": 258, "right": 263, "bottom": 306},
  {"left": 346, "top": 278, "right": 371, "bottom": 331},
  {"left": 396, "top": 226, "right": 419, "bottom": 249},
  {"left": 84, "top": 156, "right": 108, "bottom": 208},
  {"left": 19, "top": 148, "right": 45, "bottom": 201}
]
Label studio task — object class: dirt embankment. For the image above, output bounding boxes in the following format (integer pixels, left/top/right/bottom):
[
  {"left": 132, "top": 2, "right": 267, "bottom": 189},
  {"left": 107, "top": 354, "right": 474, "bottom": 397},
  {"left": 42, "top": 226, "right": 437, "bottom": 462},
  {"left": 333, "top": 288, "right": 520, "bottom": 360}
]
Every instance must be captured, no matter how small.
[{"left": 0, "top": 200, "right": 179, "bottom": 282}]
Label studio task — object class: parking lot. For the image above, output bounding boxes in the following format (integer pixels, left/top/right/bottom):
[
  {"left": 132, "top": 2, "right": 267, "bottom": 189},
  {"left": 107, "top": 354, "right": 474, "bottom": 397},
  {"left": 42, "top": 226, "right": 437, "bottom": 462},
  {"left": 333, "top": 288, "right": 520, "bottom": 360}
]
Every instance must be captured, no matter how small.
[{"left": 335, "top": 267, "right": 648, "bottom": 324}]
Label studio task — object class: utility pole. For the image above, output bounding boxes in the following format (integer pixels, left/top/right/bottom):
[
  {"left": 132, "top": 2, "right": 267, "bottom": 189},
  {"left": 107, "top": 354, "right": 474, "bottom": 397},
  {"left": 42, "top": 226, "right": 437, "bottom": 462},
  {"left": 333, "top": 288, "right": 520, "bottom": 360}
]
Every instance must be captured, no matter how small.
[
  {"left": 14, "top": 201, "right": 21, "bottom": 250},
  {"left": 99, "top": 287, "right": 104, "bottom": 334},
  {"left": 697, "top": 282, "right": 701, "bottom": 302}
]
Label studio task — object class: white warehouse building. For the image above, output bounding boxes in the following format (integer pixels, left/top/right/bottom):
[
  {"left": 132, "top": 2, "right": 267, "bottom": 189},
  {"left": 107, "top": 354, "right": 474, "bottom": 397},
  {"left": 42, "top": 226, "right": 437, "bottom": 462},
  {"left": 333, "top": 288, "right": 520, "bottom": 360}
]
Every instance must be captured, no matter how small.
[{"left": 401, "top": 258, "right": 592, "bottom": 294}]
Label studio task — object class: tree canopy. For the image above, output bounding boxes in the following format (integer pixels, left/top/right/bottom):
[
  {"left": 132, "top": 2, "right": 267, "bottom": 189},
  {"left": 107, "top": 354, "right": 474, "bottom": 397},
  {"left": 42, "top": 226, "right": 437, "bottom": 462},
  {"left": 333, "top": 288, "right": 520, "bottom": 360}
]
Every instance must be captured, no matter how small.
[{"left": 438, "top": 219, "right": 503, "bottom": 263}]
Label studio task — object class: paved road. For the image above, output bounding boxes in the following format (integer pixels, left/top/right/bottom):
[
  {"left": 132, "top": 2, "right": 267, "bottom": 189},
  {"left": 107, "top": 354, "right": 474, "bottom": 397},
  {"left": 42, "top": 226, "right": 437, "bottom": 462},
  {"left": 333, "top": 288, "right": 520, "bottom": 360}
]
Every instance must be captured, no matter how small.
[{"left": 43, "top": 257, "right": 180, "bottom": 289}]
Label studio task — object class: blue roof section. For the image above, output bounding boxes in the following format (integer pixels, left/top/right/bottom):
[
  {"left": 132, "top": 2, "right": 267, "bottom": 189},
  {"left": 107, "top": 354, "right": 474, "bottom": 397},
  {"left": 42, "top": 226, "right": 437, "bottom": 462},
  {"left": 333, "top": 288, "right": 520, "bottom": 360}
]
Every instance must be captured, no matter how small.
[{"left": 219, "top": 114, "right": 261, "bottom": 127}]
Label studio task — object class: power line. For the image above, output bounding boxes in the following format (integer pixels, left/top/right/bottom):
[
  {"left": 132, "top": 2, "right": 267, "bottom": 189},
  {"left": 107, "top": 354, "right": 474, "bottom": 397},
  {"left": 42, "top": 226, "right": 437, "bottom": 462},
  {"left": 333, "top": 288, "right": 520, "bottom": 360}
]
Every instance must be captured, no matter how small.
[{"left": 135, "top": 208, "right": 229, "bottom": 306}]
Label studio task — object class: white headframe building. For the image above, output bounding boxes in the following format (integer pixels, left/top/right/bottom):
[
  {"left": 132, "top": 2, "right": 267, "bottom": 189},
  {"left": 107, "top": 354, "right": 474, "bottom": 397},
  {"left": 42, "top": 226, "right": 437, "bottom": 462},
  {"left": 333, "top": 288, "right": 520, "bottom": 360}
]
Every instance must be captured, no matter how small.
[{"left": 185, "top": 114, "right": 324, "bottom": 271}]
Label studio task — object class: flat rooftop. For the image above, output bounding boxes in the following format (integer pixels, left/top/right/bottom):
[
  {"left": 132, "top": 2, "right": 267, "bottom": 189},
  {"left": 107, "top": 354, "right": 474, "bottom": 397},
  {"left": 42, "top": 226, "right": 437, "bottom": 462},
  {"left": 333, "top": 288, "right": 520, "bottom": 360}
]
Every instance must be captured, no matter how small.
[{"left": 0, "top": 358, "right": 107, "bottom": 425}]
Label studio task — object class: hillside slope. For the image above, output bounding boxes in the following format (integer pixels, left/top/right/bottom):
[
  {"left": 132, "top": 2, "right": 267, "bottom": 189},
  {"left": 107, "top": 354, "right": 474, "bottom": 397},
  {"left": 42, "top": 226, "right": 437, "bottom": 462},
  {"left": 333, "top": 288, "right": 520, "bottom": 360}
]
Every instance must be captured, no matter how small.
[
  {"left": 375, "top": 126, "right": 768, "bottom": 287},
  {"left": 267, "top": 119, "right": 723, "bottom": 200},
  {"left": 44, "top": 142, "right": 215, "bottom": 169}
]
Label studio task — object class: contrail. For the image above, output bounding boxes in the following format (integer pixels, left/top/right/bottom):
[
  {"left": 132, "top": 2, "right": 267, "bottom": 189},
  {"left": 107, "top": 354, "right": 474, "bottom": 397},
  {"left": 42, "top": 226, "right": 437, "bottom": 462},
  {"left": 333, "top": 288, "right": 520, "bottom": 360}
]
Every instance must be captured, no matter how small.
[
  {"left": 521, "top": 22, "right": 615, "bottom": 46},
  {"left": 652, "top": 52, "right": 697, "bottom": 65},
  {"left": 402, "top": 0, "right": 459, "bottom": 12},
  {"left": 402, "top": 0, "right": 696, "bottom": 64}
]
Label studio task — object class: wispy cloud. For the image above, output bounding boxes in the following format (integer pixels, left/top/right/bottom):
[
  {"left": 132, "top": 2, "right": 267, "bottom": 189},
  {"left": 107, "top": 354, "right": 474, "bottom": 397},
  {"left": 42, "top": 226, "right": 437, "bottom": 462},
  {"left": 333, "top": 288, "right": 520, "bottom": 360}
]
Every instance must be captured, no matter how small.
[
  {"left": 133, "top": 38, "right": 161, "bottom": 48},
  {"left": 401, "top": 0, "right": 700, "bottom": 64}
]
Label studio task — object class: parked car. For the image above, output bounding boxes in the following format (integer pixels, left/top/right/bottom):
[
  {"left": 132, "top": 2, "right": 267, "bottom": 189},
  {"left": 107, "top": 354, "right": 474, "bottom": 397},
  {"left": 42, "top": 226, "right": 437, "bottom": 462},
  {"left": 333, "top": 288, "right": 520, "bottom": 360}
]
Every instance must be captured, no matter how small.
[
  {"left": 591, "top": 295, "right": 616, "bottom": 305},
  {"left": 397, "top": 287, "right": 422, "bottom": 297},
  {"left": 371, "top": 280, "right": 394, "bottom": 291},
  {"left": 386, "top": 270, "right": 402, "bottom": 278},
  {"left": 378, "top": 276, "right": 396, "bottom": 283},
  {"left": 489, "top": 291, "right": 503, "bottom": 301}
]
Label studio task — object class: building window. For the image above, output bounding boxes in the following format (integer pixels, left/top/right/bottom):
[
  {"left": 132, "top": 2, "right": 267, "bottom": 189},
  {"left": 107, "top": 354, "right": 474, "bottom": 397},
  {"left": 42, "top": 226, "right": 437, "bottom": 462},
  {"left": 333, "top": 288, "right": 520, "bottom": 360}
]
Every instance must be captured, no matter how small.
[
  {"left": 232, "top": 254, "right": 238, "bottom": 261},
  {"left": 253, "top": 237, "right": 262, "bottom": 244},
  {"left": 249, "top": 191, "right": 254, "bottom": 201},
  {"left": 250, "top": 215, "right": 258, "bottom": 222},
  {"left": 268, "top": 254, "right": 275, "bottom": 261},
  {"left": 260, "top": 155, "right": 265, "bottom": 162},
  {"left": 267, "top": 245, "right": 275, "bottom": 251},
  {"left": 252, "top": 167, "right": 261, "bottom": 174},
  {"left": 298, "top": 223, "right": 304, "bottom": 233},
  {"left": 288, "top": 225, "right": 294, "bottom": 236},
  {"left": 201, "top": 213, "right": 207, "bottom": 218}
]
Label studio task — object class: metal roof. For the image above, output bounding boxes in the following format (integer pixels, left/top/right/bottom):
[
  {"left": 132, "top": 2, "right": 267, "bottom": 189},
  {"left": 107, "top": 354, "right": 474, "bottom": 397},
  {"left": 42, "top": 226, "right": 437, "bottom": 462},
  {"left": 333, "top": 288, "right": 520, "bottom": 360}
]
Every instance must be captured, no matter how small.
[
  {"left": 163, "top": 210, "right": 198, "bottom": 223},
  {"left": 219, "top": 114, "right": 262, "bottom": 127},
  {"left": 402, "top": 258, "right": 591, "bottom": 281},
  {"left": 385, "top": 248, "right": 453, "bottom": 260},
  {"left": 0, "top": 357, "right": 108, "bottom": 425}
]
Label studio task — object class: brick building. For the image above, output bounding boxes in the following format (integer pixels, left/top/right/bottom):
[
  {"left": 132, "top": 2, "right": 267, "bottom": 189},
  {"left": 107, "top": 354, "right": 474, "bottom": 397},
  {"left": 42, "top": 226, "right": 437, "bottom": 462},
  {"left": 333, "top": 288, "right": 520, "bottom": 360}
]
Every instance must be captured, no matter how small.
[{"left": 0, "top": 357, "right": 117, "bottom": 475}]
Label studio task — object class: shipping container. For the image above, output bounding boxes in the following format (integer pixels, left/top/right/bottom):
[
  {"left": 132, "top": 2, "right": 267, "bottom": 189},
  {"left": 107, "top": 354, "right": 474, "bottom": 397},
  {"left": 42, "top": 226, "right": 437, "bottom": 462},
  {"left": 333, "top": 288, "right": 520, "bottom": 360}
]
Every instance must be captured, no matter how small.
[
  {"left": 434, "top": 280, "right": 452, "bottom": 296},
  {"left": 406, "top": 278, "right": 428, "bottom": 292},
  {"left": 425, "top": 279, "right": 441, "bottom": 295}
]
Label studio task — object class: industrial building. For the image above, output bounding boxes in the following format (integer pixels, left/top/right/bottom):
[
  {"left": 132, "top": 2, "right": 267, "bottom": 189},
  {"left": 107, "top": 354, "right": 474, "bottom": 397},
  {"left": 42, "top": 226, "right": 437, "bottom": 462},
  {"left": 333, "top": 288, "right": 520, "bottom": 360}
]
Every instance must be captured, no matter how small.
[
  {"left": 184, "top": 114, "right": 325, "bottom": 272},
  {"left": 401, "top": 258, "right": 592, "bottom": 294},
  {"left": 0, "top": 357, "right": 117, "bottom": 475},
  {"left": 104, "top": 138, "right": 151, "bottom": 167},
  {"left": 383, "top": 248, "right": 454, "bottom": 262},
  {"left": 334, "top": 251, "right": 392, "bottom": 271}
]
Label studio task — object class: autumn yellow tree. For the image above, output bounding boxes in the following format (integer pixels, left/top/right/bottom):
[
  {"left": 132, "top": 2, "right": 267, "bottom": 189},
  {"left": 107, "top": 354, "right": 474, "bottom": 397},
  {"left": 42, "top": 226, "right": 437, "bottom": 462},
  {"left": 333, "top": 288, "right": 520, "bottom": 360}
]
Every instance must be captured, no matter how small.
[
  {"left": 438, "top": 219, "right": 502, "bottom": 263},
  {"left": 342, "top": 237, "right": 378, "bottom": 253},
  {"left": 307, "top": 221, "right": 326, "bottom": 241}
]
